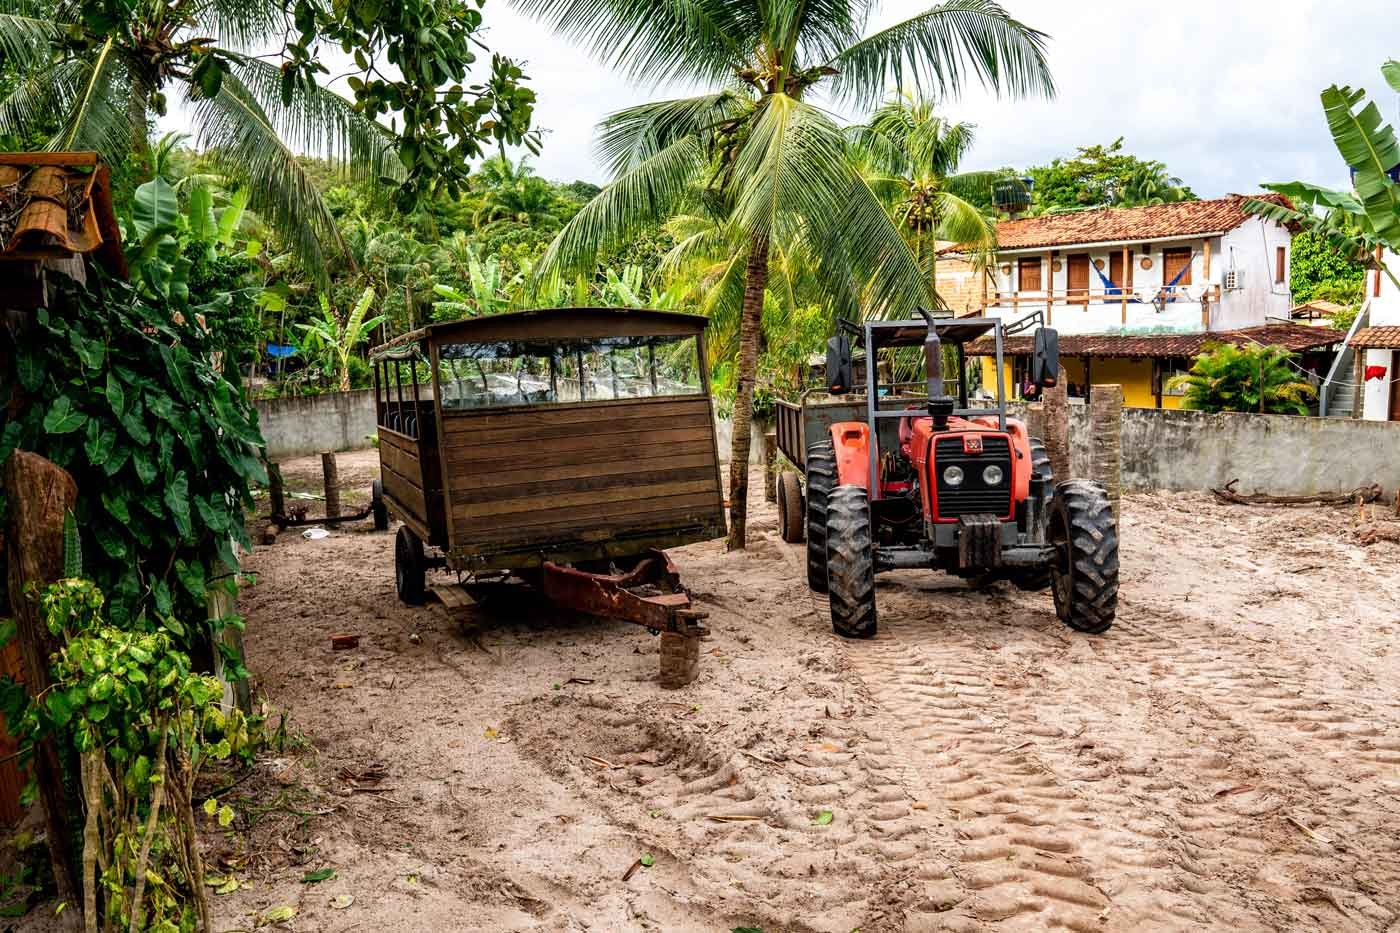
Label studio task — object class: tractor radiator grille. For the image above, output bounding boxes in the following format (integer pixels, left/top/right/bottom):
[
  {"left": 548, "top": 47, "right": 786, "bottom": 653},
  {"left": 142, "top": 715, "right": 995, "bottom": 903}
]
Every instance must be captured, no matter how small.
[{"left": 932, "top": 435, "right": 1012, "bottom": 519}]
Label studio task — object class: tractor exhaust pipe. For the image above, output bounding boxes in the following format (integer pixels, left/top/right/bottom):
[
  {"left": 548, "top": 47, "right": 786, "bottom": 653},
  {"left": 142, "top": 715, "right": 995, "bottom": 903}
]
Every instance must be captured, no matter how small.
[{"left": 916, "top": 308, "right": 955, "bottom": 429}]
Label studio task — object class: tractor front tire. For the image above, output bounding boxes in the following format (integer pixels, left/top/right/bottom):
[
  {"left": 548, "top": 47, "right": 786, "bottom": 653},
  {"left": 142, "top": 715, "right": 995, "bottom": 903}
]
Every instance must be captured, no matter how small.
[
  {"left": 371, "top": 479, "right": 390, "bottom": 531},
  {"left": 1048, "top": 480, "right": 1118, "bottom": 633},
  {"left": 825, "top": 485, "right": 877, "bottom": 639},
  {"left": 1009, "top": 436, "right": 1053, "bottom": 591},
  {"left": 805, "top": 440, "right": 837, "bottom": 592},
  {"left": 777, "top": 470, "right": 805, "bottom": 544},
  {"left": 395, "top": 525, "right": 427, "bottom": 605}
]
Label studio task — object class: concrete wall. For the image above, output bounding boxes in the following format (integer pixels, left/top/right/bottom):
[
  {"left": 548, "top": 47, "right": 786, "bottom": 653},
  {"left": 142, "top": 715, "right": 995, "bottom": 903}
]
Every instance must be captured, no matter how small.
[
  {"left": 256, "top": 389, "right": 377, "bottom": 461},
  {"left": 1009, "top": 401, "right": 1400, "bottom": 495}
]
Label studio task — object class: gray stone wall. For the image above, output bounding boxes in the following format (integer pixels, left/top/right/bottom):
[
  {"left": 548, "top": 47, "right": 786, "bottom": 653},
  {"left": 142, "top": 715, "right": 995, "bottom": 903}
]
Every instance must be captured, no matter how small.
[{"left": 255, "top": 389, "right": 377, "bottom": 461}]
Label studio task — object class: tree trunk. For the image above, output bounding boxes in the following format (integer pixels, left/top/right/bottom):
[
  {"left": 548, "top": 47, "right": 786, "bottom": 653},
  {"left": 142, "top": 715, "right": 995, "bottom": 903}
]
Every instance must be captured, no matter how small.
[
  {"left": 726, "top": 234, "right": 771, "bottom": 551},
  {"left": 3, "top": 451, "right": 82, "bottom": 927},
  {"left": 1042, "top": 379, "right": 1072, "bottom": 482}
]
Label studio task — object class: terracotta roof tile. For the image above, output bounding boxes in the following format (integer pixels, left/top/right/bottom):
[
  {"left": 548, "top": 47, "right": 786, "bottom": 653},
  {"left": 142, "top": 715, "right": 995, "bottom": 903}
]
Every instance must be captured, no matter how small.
[
  {"left": 0, "top": 152, "right": 126, "bottom": 277},
  {"left": 971, "top": 323, "right": 1344, "bottom": 359},
  {"left": 1348, "top": 326, "right": 1400, "bottom": 349},
  {"left": 946, "top": 194, "right": 1293, "bottom": 253}
]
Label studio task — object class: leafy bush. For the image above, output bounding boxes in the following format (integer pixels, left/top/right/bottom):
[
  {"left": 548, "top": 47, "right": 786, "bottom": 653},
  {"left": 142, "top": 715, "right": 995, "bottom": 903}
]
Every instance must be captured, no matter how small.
[
  {"left": 1288, "top": 229, "right": 1367, "bottom": 305},
  {"left": 1167, "top": 343, "right": 1318, "bottom": 416}
]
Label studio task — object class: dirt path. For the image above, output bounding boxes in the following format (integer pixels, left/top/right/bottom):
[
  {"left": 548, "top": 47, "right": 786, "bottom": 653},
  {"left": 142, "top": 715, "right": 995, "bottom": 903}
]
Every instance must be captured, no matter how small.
[{"left": 213, "top": 451, "right": 1400, "bottom": 932}]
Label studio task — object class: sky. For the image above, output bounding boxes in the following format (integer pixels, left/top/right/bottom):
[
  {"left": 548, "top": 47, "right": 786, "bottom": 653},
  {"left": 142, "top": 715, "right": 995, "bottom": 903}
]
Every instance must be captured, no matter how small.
[{"left": 466, "top": 0, "right": 1400, "bottom": 197}]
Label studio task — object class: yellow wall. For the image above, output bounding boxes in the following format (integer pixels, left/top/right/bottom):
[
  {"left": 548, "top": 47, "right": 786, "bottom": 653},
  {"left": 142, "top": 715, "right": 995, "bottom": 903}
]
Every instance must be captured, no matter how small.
[{"left": 977, "top": 356, "right": 1182, "bottom": 409}]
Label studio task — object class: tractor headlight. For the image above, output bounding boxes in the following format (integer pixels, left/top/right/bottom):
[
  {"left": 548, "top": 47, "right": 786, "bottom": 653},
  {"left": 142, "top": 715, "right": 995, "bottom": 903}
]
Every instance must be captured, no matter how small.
[
  {"left": 943, "top": 465, "right": 964, "bottom": 487},
  {"left": 982, "top": 465, "right": 1004, "bottom": 486}
]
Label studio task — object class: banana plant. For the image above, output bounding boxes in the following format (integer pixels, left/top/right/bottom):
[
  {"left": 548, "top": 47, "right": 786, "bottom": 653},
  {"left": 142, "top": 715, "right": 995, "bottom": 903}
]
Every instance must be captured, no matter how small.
[
  {"left": 1246, "top": 59, "right": 1400, "bottom": 292},
  {"left": 294, "top": 288, "right": 388, "bottom": 392}
]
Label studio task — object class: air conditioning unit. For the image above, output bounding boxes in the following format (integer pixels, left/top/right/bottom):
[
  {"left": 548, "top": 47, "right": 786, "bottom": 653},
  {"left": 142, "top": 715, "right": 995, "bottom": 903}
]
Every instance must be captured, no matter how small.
[{"left": 1222, "top": 269, "right": 1245, "bottom": 291}]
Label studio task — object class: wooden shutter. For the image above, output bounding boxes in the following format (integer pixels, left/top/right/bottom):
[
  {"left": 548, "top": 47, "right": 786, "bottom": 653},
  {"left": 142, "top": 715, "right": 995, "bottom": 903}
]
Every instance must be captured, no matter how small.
[
  {"left": 1108, "top": 250, "right": 1134, "bottom": 293},
  {"left": 1162, "top": 248, "right": 1192, "bottom": 287},
  {"left": 1017, "top": 257, "right": 1042, "bottom": 292},
  {"left": 1276, "top": 246, "right": 1286, "bottom": 284},
  {"left": 1066, "top": 254, "right": 1090, "bottom": 305}
]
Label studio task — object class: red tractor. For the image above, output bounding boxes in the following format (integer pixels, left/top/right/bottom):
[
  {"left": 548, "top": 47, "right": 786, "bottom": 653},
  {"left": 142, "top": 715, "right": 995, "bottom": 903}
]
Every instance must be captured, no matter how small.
[{"left": 774, "top": 312, "right": 1117, "bottom": 638}]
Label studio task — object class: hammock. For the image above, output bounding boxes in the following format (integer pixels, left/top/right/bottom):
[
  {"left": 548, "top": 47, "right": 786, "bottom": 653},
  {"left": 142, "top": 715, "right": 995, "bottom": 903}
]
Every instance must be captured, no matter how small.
[
  {"left": 1093, "top": 260, "right": 1141, "bottom": 303},
  {"left": 1159, "top": 251, "right": 1193, "bottom": 303}
]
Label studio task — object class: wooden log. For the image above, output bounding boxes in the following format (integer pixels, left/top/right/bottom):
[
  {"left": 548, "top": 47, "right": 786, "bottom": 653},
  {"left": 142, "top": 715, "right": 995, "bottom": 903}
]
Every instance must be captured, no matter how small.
[
  {"left": 322, "top": 452, "right": 340, "bottom": 519},
  {"left": 2, "top": 451, "right": 81, "bottom": 923},
  {"left": 762, "top": 431, "right": 777, "bottom": 503},
  {"left": 1089, "top": 384, "right": 1124, "bottom": 523},
  {"left": 1041, "top": 379, "right": 1072, "bottom": 483},
  {"left": 267, "top": 462, "right": 286, "bottom": 520}
]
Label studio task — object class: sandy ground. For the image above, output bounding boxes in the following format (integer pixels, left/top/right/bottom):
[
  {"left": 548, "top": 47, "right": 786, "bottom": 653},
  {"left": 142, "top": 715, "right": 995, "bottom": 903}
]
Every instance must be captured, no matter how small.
[{"left": 200, "top": 448, "right": 1400, "bottom": 933}]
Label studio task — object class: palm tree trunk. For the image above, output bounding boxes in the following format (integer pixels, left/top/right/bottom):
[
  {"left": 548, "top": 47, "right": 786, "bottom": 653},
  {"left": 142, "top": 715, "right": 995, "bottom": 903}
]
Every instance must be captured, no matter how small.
[{"left": 726, "top": 234, "right": 770, "bottom": 551}]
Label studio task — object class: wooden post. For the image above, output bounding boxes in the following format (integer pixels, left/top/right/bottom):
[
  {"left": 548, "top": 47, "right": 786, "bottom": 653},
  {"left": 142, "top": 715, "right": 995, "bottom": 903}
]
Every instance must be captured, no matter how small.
[
  {"left": 1121, "top": 245, "right": 1129, "bottom": 325},
  {"left": 762, "top": 431, "right": 777, "bottom": 503},
  {"left": 2, "top": 452, "right": 82, "bottom": 922},
  {"left": 1041, "top": 380, "right": 1071, "bottom": 482},
  {"left": 321, "top": 452, "right": 340, "bottom": 519},
  {"left": 1090, "top": 385, "right": 1123, "bottom": 524},
  {"left": 267, "top": 462, "right": 286, "bottom": 520},
  {"left": 1045, "top": 249, "right": 1054, "bottom": 325},
  {"left": 1203, "top": 237, "right": 1212, "bottom": 280}
]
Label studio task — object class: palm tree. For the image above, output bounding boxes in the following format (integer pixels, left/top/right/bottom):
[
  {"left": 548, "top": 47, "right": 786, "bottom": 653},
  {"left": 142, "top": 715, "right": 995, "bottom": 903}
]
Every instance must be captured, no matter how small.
[
  {"left": 519, "top": 0, "right": 1054, "bottom": 548},
  {"left": 852, "top": 93, "right": 1002, "bottom": 304},
  {"left": 0, "top": 0, "right": 396, "bottom": 273}
]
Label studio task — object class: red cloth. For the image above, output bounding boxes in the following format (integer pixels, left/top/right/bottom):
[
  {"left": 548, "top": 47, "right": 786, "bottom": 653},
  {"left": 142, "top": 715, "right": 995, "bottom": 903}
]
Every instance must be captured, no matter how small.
[{"left": 1365, "top": 365, "right": 1388, "bottom": 382}]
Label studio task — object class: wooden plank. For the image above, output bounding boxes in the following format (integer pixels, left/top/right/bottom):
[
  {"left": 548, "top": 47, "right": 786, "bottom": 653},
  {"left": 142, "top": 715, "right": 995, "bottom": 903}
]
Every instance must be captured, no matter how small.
[
  {"left": 452, "top": 474, "right": 719, "bottom": 520},
  {"left": 441, "top": 397, "right": 710, "bottom": 434},
  {"left": 449, "top": 523, "right": 725, "bottom": 574},
  {"left": 0, "top": 151, "right": 99, "bottom": 166},
  {"left": 450, "top": 436, "right": 714, "bottom": 475},
  {"left": 446, "top": 423, "right": 713, "bottom": 460},
  {"left": 449, "top": 451, "right": 717, "bottom": 490},
  {"left": 383, "top": 468, "right": 428, "bottom": 518},
  {"left": 455, "top": 494, "right": 724, "bottom": 540},
  {"left": 378, "top": 441, "right": 421, "bottom": 481}
]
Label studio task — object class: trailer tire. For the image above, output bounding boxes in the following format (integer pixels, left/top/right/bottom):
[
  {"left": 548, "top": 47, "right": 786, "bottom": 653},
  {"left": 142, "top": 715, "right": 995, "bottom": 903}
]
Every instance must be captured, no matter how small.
[
  {"left": 777, "top": 470, "right": 804, "bottom": 543},
  {"left": 1048, "top": 480, "right": 1118, "bottom": 634},
  {"left": 825, "top": 485, "right": 877, "bottom": 639},
  {"left": 395, "top": 526, "right": 427, "bottom": 605},
  {"left": 371, "top": 479, "right": 390, "bottom": 531},
  {"left": 1009, "top": 437, "right": 1053, "bottom": 591},
  {"left": 805, "top": 440, "right": 837, "bottom": 592}
]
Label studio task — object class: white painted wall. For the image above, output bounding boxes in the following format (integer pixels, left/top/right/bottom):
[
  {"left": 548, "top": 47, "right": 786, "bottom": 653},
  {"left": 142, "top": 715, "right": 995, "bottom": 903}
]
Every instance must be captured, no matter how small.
[
  {"left": 1215, "top": 217, "right": 1294, "bottom": 329},
  {"left": 1361, "top": 348, "right": 1392, "bottom": 422},
  {"left": 1368, "top": 249, "right": 1400, "bottom": 327}
]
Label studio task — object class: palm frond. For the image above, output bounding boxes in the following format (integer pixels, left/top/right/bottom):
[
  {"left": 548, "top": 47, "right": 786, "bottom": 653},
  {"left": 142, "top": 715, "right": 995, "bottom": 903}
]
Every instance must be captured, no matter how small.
[
  {"left": 188, "top": 69, "right": 346, "bottom": 278},
  {"left": 513, "top": 0, "right": 755, "bottom": 86},
  {"left": 1319, "top": 84, "right": 1400, "bottom": 245},
  {"left": 825, "top": 0, "right": 1054, "bottom": 107},
  {"left": 535, "top": 133, "right": 705, "bottom": 280},
  {"left": 0, "top": 13, "right": 59, "bottom": 71},
  {"left": 730, "top": 94, "right": 849, "bottom": 245},
  {"left": 822, "top": 171, "right": 929, "bottom": 318},
  {"left": 192, "top": 0, "right": 287, "bottom": 51},
  {"left": 51, "top": 38, "right": 139, "bottom": 154},
  {"left": 0, "top": 58, "right": 82, "bottom": 141},
  {"left": 595, "top": 91, "right": 745, "bottom": 175}
]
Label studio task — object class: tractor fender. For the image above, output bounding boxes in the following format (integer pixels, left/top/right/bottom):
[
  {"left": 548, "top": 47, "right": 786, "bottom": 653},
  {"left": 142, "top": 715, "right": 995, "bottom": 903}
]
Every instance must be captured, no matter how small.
[{"left": 828, "top": 421, "right": 874, "bottom": 492}]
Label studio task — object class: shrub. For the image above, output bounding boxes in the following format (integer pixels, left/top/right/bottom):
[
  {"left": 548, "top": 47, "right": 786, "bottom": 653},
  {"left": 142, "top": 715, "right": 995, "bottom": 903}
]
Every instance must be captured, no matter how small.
[{"left": 1167, "top": 342, "right": 1317, "bottom": 416}]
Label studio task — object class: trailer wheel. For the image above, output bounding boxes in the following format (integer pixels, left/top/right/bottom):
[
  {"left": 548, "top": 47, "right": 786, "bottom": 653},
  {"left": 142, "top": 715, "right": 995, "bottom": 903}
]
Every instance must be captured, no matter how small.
[
  {"left": 825, "top": 485, "right": 877, "bottom": 639},
  {"left": 395, "top": 526, "right": 427, "bottom": 605},
  {"left": 805, "top": 440, "right": 837, "bottom": 592},
  {"left": 777, "top": 471, "right": 804, "bottom": 544},
  {"left": 1009, "top": 437, "right": 1053, "bottom": 591},
  {"left": 1048, "top": 480, "right": 1118, "bottom": 633},
  {"left": 371, "top": 479, "right": 390, "bottom": 532}
]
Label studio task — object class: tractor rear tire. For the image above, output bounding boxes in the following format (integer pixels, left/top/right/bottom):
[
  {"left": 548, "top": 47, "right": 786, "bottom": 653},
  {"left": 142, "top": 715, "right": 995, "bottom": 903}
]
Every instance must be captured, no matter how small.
[
  {"left": 1048, "top": 480, "right": 1118, "bottom": 633},
  {"left": 805, "top": 440, "right": 837, "bottom": 592},
  {"left": 1009, "top": 437, "right": 1053, "bottom": 591},
  {"left": 395, "top": 525, "right": 427, "bottom": 605},
  {"left": 777, "top": 470, "right": 805, "bottom": 543},
  {"left": 371, "top": 479, "right": 390, "bottom": 531},
  {"left": 825, "top": 485, "right": 877, "bottom": 639}
]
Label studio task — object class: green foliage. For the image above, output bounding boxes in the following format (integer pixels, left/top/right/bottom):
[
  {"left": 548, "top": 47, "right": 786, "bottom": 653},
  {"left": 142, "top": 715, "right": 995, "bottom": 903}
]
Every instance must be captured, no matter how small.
[
  {"left": 1025, "top": 138, "right": 1195, "bottom": 213},
  {"left": 1, "top": 274, "right": 264, "bottom": 640},
  {"left": 296, "top": 288, "right": 386, "bottom": 391},
  {"left": 1167, "top": 342, "right": 1318, "bottom": 416},
  {"left": 14, "top": 579, "right": 251, "bottom": 931},
  {"left": 1289, "top": 229, "right": 1367, "bottom": 304}
]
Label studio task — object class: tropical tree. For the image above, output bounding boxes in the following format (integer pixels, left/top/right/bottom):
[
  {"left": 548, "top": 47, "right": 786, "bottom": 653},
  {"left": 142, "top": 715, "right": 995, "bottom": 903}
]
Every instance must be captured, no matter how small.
[
  {"left": 1246, "top": 59, "right": 1400, "bottom": 296},
  {"left": 1167, "top": 342, "right": 1317, "bottom": 416},
  {"left": 1027, "top": 138, "right": 1195, "bottom": 213},
  {"left": 0, "top": 0, "right": 537, "bottom": 271},
  {"left": 296, "top": 288, "right": 387, "bottom": 391},
  {"left": 519, "top": 0, "right": 1054, "bottom": 548},
  {"left": 852, "top": 94, "right": 1002, "bottom": 302}
]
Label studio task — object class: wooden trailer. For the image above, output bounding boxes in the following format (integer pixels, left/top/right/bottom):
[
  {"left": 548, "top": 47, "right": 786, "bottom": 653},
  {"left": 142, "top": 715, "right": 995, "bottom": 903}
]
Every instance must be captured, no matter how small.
[{"left": 368, "top": 307, "right": 726, "bottom": 684}]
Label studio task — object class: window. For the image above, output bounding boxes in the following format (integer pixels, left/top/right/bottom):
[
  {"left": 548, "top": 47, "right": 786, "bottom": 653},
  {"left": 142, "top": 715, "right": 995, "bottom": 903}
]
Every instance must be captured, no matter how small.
[
  {"left": 1017, "top": 257, "right": 1042, "bottom": 292},
  {"left": 1276, "top": 246, "right": 1286, "bottom": 284},
  {"left": 436, "top": 334, "right": 702, "bottom": 409},
  {"left": 1107, "top": 250, "right": 1134, "bottom": 295}
]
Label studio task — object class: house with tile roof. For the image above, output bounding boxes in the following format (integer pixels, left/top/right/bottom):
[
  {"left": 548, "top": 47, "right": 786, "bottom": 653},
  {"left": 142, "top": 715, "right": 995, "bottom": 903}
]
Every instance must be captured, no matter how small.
[
  {"left": 943, "top": 195, "right": 1344, "bottom": 409},
  {"left": 1343, "top": 249, "right": 1400, "bottom": 421}
]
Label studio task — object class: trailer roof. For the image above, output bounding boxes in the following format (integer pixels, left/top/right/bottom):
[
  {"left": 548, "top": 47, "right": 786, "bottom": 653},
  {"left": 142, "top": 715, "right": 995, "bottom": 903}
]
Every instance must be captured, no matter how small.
[
  {"left": 372, "top": 306, "right": 708, "bottom": 359},
  {"left": 864, "top": 317, "right": 998, "bottom": 349}
]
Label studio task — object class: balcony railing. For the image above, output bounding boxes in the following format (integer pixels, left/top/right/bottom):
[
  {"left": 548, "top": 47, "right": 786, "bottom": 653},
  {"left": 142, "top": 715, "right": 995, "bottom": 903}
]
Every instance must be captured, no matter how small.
[{"left": 979, "top": 284, "right": 1223, "bottom": 328}]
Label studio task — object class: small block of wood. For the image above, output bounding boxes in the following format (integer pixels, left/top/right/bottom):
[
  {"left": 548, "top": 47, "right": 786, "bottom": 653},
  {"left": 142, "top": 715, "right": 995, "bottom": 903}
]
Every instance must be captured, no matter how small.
[
  {"left": 658, "top": 631, "right": 700, "bottom": 688},
  {"left": 430, "top": 584, "right": 478, "bottom": 611},
  {"left": 330, "top": 633, "right": 360, "bottom": 650}
]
